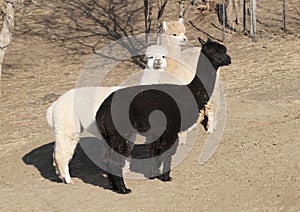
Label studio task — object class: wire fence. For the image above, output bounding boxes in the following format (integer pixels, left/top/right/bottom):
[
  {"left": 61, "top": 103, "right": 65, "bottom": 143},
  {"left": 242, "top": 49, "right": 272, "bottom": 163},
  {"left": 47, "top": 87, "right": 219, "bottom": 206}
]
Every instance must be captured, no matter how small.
[{"left": 214, "top": 0, "right": 299, "bottom": 41}]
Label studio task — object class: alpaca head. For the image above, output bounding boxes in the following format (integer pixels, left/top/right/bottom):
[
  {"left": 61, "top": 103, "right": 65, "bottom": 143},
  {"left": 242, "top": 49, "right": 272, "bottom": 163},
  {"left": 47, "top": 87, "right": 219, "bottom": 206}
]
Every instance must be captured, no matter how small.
[
  {"left": 199, "top": 37, "right": 231, "bottom": 70},
  {"left": 145, "top": 45, "right": 168, "bottom": 72},
  {"left": 162, "top": 18, "right": 188, "bottom": 45}
]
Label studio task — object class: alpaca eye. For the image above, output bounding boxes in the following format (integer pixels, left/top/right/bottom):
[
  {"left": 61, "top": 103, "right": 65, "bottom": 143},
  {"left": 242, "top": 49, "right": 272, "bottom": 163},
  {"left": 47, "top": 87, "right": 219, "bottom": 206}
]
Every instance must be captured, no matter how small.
[
  {"left": 148, "top": 56, "right": 153, "bottom": 59},
  {"left": 162, "top": 56, "right": 166, "bottom": 58},
  {"left": 172, "top": 34, "right": 177, "bottom": 36}
]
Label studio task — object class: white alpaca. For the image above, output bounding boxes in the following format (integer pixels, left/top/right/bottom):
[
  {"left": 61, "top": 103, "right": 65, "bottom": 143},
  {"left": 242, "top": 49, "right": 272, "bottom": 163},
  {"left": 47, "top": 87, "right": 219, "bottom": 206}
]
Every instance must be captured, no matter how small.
[
  {"left": 139, "top": 42, "right": 192, "bottom": 144},
  {"left": 160, "top": 18, "right": 191, "bottom": 85},
  {"left": 160, "top": 18, "right": 195, "bottom": 144},
  {"left": 140, "top": 44, "right": 168, "bottom": 85},
  {"left": 46, "top": 45, "right": 170, "bottom": 183},
  {"left": 47, "top": 45, "right": 170, "bottom": 182},
  {"left": 47, "top": 86, "right": 124, "bottom": 183}
]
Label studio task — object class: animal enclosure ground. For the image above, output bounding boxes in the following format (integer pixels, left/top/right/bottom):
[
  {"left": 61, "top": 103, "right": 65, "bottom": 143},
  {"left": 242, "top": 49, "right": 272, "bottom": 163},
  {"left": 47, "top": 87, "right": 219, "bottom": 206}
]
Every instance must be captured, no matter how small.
[{"left": 0, "top": 0, "right": 299, "bottom": 211}]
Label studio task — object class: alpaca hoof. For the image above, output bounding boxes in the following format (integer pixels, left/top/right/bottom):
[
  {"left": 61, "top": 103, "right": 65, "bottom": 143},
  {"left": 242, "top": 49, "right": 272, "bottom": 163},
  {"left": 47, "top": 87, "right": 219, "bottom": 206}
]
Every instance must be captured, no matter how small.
[
  {"left": 207, "top": 127, "right": 215, "bottom": 134},
  {"left": 62, "top": 178, "right": 72, "bottom": 184},
  {"left": 115, "top": 187, "right": 132, "bottom": 194},
  {"left": 148, "top": 176, "right": 157, "bottom": 180},
  {"left": 157, "top": 174, "right": 172, "bottom": 182},
  {"left": 148, "top": 172, "right": 161, "bottom": 180},
  {"left": 179, "top": 141, "right": 186, "bottom": 145},
  {"left": 148, "top": 168, "right": 161, "bottom": 180}
]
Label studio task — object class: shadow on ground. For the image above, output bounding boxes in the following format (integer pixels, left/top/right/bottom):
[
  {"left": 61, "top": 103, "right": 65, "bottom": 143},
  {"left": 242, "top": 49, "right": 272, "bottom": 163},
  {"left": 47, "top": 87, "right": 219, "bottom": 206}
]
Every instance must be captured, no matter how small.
[
  {"left": 22, "top": 136, "right": 157, "bottom": 193},
  {"left": 22, "top": 137, "right": 112, "bottom": 191}
]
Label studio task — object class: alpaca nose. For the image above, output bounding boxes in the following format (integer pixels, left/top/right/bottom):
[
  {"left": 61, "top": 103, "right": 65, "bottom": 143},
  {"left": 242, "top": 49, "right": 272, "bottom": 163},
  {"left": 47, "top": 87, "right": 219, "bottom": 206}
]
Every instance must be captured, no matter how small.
[
  {"left": 155, "top": 59, "right": 161, "bottom": 64},
  {"left": 227, "top": 55, "right": 231, "bottom": 64}
]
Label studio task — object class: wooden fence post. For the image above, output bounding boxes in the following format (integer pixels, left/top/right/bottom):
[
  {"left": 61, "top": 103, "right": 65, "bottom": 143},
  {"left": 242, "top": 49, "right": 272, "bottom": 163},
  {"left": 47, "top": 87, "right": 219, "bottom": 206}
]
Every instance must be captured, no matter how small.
[
  {"left": 250, "top": 0, "right": 256, "bottom": 41},
  {"left": 0, "top": 0, "right": 22, "bottom": 79},
  {"left": 222, "top": 0, "right": 226, "bottom": 41},
  {"left": 282, "top": 0, "right": 286, "bottom": 31},
  {"left": 243, "top": 0, "right": 246, "bottom": 31}
]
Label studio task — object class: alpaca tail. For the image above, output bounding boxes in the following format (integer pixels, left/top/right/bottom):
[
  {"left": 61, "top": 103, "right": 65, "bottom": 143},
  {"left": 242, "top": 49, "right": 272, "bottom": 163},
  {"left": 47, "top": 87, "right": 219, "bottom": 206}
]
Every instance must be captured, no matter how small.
[{"left": 46, "top": 101, "right": 57, "bottom": 129}]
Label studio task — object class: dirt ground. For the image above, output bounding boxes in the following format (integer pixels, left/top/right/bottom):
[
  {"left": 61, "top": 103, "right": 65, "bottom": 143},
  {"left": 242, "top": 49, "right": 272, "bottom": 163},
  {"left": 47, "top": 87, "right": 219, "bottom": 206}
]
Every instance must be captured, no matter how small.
[{"left": 1, "top": 0, "right": 299, "bottom": 211}]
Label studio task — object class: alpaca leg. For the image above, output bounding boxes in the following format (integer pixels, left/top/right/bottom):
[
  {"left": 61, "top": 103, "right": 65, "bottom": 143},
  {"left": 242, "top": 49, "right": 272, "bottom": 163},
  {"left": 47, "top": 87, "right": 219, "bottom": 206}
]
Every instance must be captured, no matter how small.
[
  {"left": 158, "top": 148, "right": 178, "bottom": 181},
  {"left": 148, "top": 157, "right": 162, "bottom": 179},
  {"left": 123, "top": 134, "right": 136, "bottom": 174},
  {"left": 107, "top": 173, "right": 131, "bottom": 194},
  {"left": 156, "top": 133, "right": 179, "bottom": 181},
  {"left": 123, "top": 159, "right": 131, "bottom": 174},
  {"left": 178, "top": 131, "right": 187, "bottom": 145},
  {"left": 207, "top": 106, "right": 217, "bottom": 133},
  {"left": 158, "top": 156, "right": 172, "bottom": 181},
  {"left": 147, "top": 139, "right": 162, "bottom": 179},
  {"left": 105, "top": 135, "right": 131, "bottom": 194},
  {"left": 207, "top": 112, "right": 215, "bottom": 133},
  {"left": 53, "top": 133, "right": 79, "bottom": 184},
  {"left": 205, "top": 102, "right": 216, "bottom": 133}
]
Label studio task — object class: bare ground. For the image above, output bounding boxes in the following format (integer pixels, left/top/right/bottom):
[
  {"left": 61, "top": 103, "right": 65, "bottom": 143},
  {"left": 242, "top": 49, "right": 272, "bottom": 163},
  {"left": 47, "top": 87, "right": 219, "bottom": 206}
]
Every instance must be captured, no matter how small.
[{"left": 0, "top": 0, "right": 300, "bottom": 211}]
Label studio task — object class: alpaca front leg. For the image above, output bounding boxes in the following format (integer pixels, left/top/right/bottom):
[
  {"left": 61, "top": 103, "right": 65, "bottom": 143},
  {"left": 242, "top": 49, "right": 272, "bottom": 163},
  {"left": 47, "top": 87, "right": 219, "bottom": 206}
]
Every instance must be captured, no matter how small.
[
  {"left": 105, "top": 136, "right": 132, "bottom": 194},
  {"left": 178, "top": 131, "right": 187, "bottom": 145},
  {"left": 157, "top": 147, "right": 176, "bottom": 181},
  {"left": 205, "top": 102, "right": 217, "bottom": 134},
  {"left": 157, "top": 155, "right": 172, "bottom": 181},
  {"left": 207, "top": 109, "right": 216, "bottom": 133},
  {"left": 106, "top": 160, "right": 131, "bottom": 194},
  {"left": 148, "top": 157, "right": 162, "bottom": 179},
  {"left": 107, "top": 172, "right": 131, "bottom": 194}
]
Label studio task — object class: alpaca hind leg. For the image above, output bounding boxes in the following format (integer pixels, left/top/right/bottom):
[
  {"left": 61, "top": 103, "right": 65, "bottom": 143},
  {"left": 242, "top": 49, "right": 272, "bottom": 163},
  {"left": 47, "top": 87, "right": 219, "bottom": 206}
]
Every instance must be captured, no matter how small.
[
  {"left": 158, "top": 155, "right": 172, "bottom": 181},
  {"left": 148, "top": 157, "right": 162, "bottom": 179},
  {"left": 53, "top": 133, "right": 79, "bottom": 184},
  {"left": 157, "top": 134, "right": 179, "bottom": 181},
  {"left": 147, "top": 140, "right": 162, "bottom": 179}
]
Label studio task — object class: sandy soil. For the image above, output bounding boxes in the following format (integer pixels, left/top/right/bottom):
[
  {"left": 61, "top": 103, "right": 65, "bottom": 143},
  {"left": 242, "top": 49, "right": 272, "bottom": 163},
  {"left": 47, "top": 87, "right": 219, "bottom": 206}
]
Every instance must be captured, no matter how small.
[{"left": 1, "top": 0, "right": 299, "bottom": 211}]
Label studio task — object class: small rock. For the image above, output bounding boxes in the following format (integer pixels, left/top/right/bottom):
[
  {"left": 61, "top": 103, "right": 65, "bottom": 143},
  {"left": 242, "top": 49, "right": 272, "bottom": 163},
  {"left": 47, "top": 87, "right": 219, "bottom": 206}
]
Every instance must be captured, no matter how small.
[{"left": 40, "top": 93, "right": 60, "bottom": 105}]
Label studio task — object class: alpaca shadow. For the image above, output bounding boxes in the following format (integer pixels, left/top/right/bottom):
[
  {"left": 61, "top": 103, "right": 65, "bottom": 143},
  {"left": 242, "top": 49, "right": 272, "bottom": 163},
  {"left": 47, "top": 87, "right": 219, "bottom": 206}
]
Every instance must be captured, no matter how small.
[
  {"left": 189, "top": 20, "right": 222, "bottom": 42},
  {"left": 216, "top": 4, "right": 237, "bottom": 32},
  {"left": 22, "top": 137, "right": 112, "bottom": 191},
  {"left": 17, "top": 0, "right": 146, "bottom": 68},
  {"left": 23, "top": 136, "right": 179, "bottom": 190}
]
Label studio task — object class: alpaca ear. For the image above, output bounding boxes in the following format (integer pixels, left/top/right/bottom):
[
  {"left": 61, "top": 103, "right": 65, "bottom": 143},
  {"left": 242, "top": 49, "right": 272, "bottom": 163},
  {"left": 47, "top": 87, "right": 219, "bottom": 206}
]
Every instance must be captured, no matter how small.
[
  {"left": 207, "top": 37, "right": 213, "bottom": 43},
  {"left": 178, "top": 18, "right": 184, "bottom": 25},
  {"left": 162, "top": 21, "right": 168, "bottom": 32},
  {"left": 143, "top": 55, "right": 148, "bottom": 62},
  {"left": 198, "top": 37, "right": 206, "bottom": 45}
]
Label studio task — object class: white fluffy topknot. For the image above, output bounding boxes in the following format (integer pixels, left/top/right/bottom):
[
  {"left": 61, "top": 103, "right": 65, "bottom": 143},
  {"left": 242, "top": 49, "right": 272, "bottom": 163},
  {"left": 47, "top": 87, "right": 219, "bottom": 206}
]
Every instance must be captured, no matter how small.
[{"left": 145, "top": 45, "right": 169, "bottom": 57}]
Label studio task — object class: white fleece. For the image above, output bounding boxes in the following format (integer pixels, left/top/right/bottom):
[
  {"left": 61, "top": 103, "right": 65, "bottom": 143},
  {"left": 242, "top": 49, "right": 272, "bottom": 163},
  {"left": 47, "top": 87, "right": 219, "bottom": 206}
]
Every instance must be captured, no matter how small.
[{"left": 47, "top": 86, "right": 124, "bottom": 139}]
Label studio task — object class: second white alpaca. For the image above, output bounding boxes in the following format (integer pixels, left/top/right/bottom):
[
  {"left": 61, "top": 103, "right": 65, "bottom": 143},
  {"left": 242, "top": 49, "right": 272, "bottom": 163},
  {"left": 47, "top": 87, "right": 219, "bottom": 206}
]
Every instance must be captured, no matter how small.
[
  {"left": 140, "top": 44, "right": 168, "bottom": 85},
  {"left": 161, "top": 19, "right": 220, "bottom": 135}
]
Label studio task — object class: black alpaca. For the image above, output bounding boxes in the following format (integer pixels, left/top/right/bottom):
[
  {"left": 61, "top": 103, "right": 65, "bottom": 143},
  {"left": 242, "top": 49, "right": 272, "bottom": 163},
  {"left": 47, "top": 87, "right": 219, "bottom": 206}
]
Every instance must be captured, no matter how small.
[{"left": 95, "top": 38, "right": 231, "bottom": 194}]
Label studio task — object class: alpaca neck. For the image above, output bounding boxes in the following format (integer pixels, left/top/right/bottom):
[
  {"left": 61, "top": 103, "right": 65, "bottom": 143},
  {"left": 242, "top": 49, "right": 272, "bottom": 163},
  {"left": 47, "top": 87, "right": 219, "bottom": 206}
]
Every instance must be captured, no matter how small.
[
  {"left": 140, "top": 68, "right": 164, "bottom": 85},
  {"left": 187, "top": 52, "right": 218, "bottom": 110}
]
